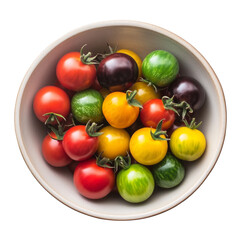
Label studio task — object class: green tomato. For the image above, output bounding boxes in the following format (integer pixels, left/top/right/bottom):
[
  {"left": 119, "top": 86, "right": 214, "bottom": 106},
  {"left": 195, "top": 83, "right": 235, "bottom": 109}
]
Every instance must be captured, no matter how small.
[
  {"left": 71, "top": 89, "right": 104, "bottom": 124},
  {"left": 142, "top": 50, "right": 179, "bottom": 87},
  {"left": 151, "top": 152, "right": 185, "bottom": 188},
  {"left": 117, "top": 164, "right": 154, "bottom": 203}
]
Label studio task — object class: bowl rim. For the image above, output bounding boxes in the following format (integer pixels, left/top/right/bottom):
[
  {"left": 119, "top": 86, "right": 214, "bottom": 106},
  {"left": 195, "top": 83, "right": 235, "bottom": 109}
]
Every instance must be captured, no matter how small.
[{"left": 14, "top": 20, "right": 227, "bottom": 221}]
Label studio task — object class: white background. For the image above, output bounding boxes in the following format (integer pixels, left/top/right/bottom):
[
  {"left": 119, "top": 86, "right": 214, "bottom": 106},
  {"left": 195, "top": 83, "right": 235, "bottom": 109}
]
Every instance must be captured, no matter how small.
[{"left": 1, "top": 0, "right": 238, "bottom": 239}]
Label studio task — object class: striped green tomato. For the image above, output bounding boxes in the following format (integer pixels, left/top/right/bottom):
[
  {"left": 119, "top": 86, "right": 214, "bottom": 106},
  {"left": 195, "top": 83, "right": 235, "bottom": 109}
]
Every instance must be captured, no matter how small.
[
  {"left": 117, "top": 164, "right": 154, "bottom": 203},
  {"left": 71, "top": 89, "right": 104, "bottom": 124},
  {"left": 142, "top": 50, "right": 179, "bottom": 87},
  {"left": 151, "top": 152, "right": 185, "bottom": 188}
]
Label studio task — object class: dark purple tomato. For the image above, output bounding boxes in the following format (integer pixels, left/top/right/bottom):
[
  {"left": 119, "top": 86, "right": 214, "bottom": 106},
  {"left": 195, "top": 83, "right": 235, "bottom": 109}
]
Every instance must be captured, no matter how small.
[
  {"left": 167, "top": 76, "right": 205, "bottom": 111},
  {"left": 97, "top": 53, "right": 138, "bottom": 89}
]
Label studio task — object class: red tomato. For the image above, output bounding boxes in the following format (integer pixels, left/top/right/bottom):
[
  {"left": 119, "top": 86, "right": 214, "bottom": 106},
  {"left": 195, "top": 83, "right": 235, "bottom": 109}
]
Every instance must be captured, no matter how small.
[
  {"left": 33, "top": 86, "right": 70, "bottom": 123},
  {"left": 140, "top": 99, "right": 175, "bottom": 130},
  {"left": 42, "top": 132, "right": 72, "bottom": 167},
  {"left": 56, "top": 52, "right": 96, "bottom": 91},
  {"left": 62, "top": 125, "right": 99, "bottom": 161},
  {"left": 91, "top": 77, "right": 102, "bottom": 91},
  {"left": 73, "top": 158, "right": 115, "bottom": 199}
]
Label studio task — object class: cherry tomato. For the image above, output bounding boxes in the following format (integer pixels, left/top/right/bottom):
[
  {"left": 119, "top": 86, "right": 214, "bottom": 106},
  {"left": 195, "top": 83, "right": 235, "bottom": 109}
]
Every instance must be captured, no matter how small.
[
  {"left": 130, "top": 123, "right": 168, "bottom": 165},
  {"left": 62, "top": 124, "right": 99, "bottom": 161},
  {"left": 117, "top": 49, "right": 142, "bottom": 78},
  {"left": 129, "top": 82, "right": 160, "bottom": 105},
  {"left": 140, "top": 98, "right": 175, "bottom": 130},
  {"left": 102, "top": 91, "right": 141, "bottom": 129},
  {"left": 97, "top": 53, "right": 138, "bottom": 90},
  {"left": 56, "top": 52, "right": 96, "bottom": 91},
  {"left": 33, "top": 86, "right": 70, "bottom": 123},
  {"left": 42, "top": 132, "right": 72, "bottom": 167},
  {"left": 170, "top": 119, "right": 206, "bottom": 161},
  {"left": 97, "top": 126, "right": 130, "bottom": 159},
  {"left": 73, "top": 158, "right": 115, "bottom": 199}
]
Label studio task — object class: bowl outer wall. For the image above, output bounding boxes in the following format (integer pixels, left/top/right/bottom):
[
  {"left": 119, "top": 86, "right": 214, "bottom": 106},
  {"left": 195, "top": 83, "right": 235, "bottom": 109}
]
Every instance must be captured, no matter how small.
[{"left": 14, "top": 20, "right": 227, "bottom": 220}]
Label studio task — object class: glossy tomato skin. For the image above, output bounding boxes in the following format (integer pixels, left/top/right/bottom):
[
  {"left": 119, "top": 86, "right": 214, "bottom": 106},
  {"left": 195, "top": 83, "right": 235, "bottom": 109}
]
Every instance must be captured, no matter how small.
[
  {"left": 71, "top": 89, "right": 104, "bottom": 124},
  {"left": 129, "top": 82, "right": 160, "bottom": 105},
  {"left": 117, "top": 49, "right": 142, "bottom": 78},
  {"left": 167, "top": 76, "right": 205, "bottom": 111},
  {"left": 117, "top": 164, "right": 154, "bottom": 203},
  {"left": 62, "top": 125, "right": 98, "bottom": 161},
  {"left": 130, "top": 127, "right": 168, "bottom": 165},
  {"left": 73, "top": 158, "right": 115, "bottom": 199},
  {"left": 170, "top": 127, "right": 206, "bottom": 161},
  {"left": 97, "top": 53, "right": 138, "bottom": 89},
  {"left": 56, "top": 52, "right": 96, "bottom": 91},
  {"left": 102, "top": 92, "right": 139, "bottom": 129},
  {"left": 33, "top": 86, "right": 70, "bottom": 123},
  {"left": 140, "top": 99, "right": 175, "bottom": 130},
  {"left": 97, "top": 126, "right": 130, "bottom": 159},
  {"left": 42, "top": 132, "right": 72, "bottom": 167}
]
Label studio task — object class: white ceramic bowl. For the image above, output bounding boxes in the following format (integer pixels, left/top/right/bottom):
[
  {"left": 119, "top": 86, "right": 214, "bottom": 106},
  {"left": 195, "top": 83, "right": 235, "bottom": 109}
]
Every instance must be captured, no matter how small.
[{"left": 15, "top": 20, "right": 227, "bottom": 220}]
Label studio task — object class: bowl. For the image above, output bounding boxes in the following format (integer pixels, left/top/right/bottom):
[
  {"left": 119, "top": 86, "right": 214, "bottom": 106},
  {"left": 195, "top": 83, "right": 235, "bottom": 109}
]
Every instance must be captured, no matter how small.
[{"left": 14, "top": 20, "right": 227, "bottom": 220}]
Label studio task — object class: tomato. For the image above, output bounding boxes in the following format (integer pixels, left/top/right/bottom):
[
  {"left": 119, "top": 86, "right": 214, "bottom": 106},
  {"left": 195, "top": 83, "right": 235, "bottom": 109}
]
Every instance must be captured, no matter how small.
[
  {"left": 151, "top": 152, "right": 185, "bottom": 188},
  {"left": 142, "top": 50, "right": 179, "bottom": 87},
  {"left": 129, "top": 81, "right": 160, "bottom": 105},
  {"left": 73, "top": 158, "right": 115, "bottom": 199},
  {"left": 56, "top": 51, "right": 96, "bottom": 91},
  {"left": 140, "top": 98, "right": 175, "bottom": 130},
  {"left": 117, "top": 164, "right": 154, "bottom": 203},
  {"left": 117, "top": 49, "right": 142, "bottom": 78},
  {"left": 91, "top": 77, "right": 102, "bottom": 91},
  {"left": 97, "top": 126, "right": 130, "bottom": 159},
  {"left": 62, "top": 123, "right": 101, "bottom": 161},
  {"left": 97, "top": 53, "right": 138, "bottom": 90},
  {"left": 102, "top": 91, "right": 141, "bottom": 129},
  {"left": 167, "top": 76, "right": 206, "bottom": 111},
  {"left": 170, "top": 119, "right": 206, "bottom": 161},
  {"left": 71, "top": 89, "right": 104, "bottom": 124},
  {"left": 33, "top": 86, "right": 70, "bottom": 123},
  {"left": 129, "top": 122, "right": 168, "bottom": 165},
  {"left": 42, "top": 132, "right": 72, "bottom": 167}
]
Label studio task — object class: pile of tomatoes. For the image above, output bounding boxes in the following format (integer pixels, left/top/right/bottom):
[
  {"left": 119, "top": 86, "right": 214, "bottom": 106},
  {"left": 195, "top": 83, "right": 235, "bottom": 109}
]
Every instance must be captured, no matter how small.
[{"left": 33, "top": 45, "right": 207, "bottom": 203}]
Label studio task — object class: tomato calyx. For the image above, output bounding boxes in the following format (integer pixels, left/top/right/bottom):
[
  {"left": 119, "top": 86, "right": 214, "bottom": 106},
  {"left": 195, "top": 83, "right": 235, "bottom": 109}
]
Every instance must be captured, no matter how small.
[
  {"left": 96, "top": 153, "right": 131, "bottom": 172},
  {"left": 150, "top": 120, "right": 169, "bottom": 141},
  {"left": 85, "top": 120, "right": 103, "bottom": 137},
  {"left": 139, "top": 77, "right": 158, "bottom": 93},
  {"left": 126, "top": 90, "right": 143, "bottom": 108},
  {"left": 183, "top": 117, "right": 202, "bottom": 130},
  {"left": 96, "top": 43, "right": 117, "bottom": 62},
  {"left": 162, "top": 96, "right": 193, "bottom": 120},
  {"left": 80, "top": 44, "right": 99, "bottom": 65}
]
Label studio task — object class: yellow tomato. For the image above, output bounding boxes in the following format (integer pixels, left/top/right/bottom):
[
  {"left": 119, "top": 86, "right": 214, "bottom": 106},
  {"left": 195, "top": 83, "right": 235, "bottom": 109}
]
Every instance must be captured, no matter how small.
[
  {"left": 170, "top": 126, "right": 206, "bottom": 161},
  {"left": 129, "top": 82, "right": 160, "bottom": 105},
  {"left": 97, "top": 126, "right": 130, "bottom": 159},
  {"left": 117, "top": 49, "right": 142, "bottom": 78},
  {"left": 102, "top": 91, "right": 140, "bottom": 129},
  {"left": 130, "top": 127, "right": 168, "bottom": 165}
]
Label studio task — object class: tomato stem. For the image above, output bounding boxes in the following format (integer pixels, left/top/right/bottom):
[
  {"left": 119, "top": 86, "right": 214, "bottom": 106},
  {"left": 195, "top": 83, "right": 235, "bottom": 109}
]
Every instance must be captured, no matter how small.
[
  {"left": 126, "top": 90, "right": 143, "bottom": 108},
  {"left": 139, "top": 77, "right": 158, "bottom": 93},
  {"left": 183, "top": 118, "right": 202, "bottom": 129},
  {"left": 80, "top": 44, "right": 99, "bottom": 65},
  {"left": 150, "top": 120, "right": 169, "bottom": 141},
  {"left": 85, "top": 120, "right": 103, "bottom": 137}
]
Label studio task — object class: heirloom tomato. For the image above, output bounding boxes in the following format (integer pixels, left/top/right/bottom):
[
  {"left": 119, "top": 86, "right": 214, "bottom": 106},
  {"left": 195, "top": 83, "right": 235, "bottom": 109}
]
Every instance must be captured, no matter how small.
[
  {"left": 170, "top": 119, "right": 206, "bottom": 161},
  {"left": 97, "top": 53, "right": 138, "bottom": 90},
  {"left": 74, "top": 158, "right": 115, "bottom": 199},
  {"left": 117, "top": 49, "right": 142, "bottom": 78},
  {"left": 142, "top": 50, "right": 179, "bottom": 87},
  {"left": 117, "top": 164, "right": 154, "bottom": 203},
  {"left": 62, "top": 122, "right": 102, "bottom": 161},
  {"left": 97, "top": 126, "right": 130, "bottom": 160},
  {"left": 42, "top": 132, "right": 72, "bottom": 167},
  {"left": 33, "top": 86, "right": 70, "bottom": 123},
  {"left": 102, "top": 91, "right": 141, "bottom": 129},
  {"left": 129, "top": 121, "right": 168, "bottom": 165},
  {"left": 56, "top": 49, "right": 97, "bottom": 91},
  {"left": 129, "top": 82, "right": 160, "bottom": 105}
]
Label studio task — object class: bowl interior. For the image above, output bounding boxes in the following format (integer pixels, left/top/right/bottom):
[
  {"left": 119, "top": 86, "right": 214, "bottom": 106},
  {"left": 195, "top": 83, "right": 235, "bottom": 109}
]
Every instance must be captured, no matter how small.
[{"left": 15, "top": 22, "right": 226, "bottom": 220}]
